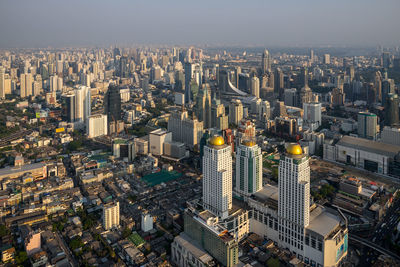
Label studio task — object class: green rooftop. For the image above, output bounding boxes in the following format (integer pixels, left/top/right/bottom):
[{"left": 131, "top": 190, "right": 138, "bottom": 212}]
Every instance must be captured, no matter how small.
[
  {"left": 128, "top": 232, "right": 145, "bottom": 247},
  {"left": 142, "top": 170, "right": 182, "bottom": 186}
]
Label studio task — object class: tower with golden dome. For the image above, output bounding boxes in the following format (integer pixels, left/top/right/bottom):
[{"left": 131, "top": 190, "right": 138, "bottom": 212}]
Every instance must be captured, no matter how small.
[
  {"left": 278, "top": 143, "right": 310, "bottom": 256},
  {"left": 235, "top": 140, "right": 262, "bottom": 197},
  {"left": 203, "top": 135, "right": 232, "bottom": 219}
]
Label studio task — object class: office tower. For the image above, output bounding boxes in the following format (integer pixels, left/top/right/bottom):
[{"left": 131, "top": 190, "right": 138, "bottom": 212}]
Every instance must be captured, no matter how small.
[
  {"left": 211, "top": 95, "right": 229, "bottom": 130},
  {"left": 150, "top": 65, "right": 162, "bottom": 82},
  {"left": 20, "top": 73, "right": 32, "bottom": 98},
  {"left": 250, "top": 76, "right": 260, "bottom": 98},
  {"left": 382, "top": 79, "right": 395, "bottom": 105},
  {"left": 62, "top": 94, "right": 75, "bottom": 122},
  {"left": 87, "top": 114, "right": 108, "bottom": 138},
  {"left": 234, "top": 66, "right": 241, "bottom": 88},
  {"left": 331, "top": 87, "right": 345, "bottom": 106},
  {"left": 0, "top": 68, "right": 4, "bottom": 99},
  {"left": 303, "top": 102, "right": 322, "bottom": 128},
  {"left": 310, "top": 49, "right": 314, "bottom": 63},
  {"left": 74, "top": 86, "right": 91, "bottom": 123},
  {"left": 168, "top": 110, "right": 204, "bottom": 147},
  {"left": 259, "top": 100, "right": 270, "bottom": 121},
  {"left": 235, "top": 141, "right": 262, "bottom": 197},
  {"left": 272, "top": 101, "right": 288, "bottom": 119},
  {"left": 104, "top": 84, "right": 121, "bottom": 123},
  {"left": 298, "top": 68, "right": 312, "bottom": 107},
  {"left": 284, "top": 88, "right": 298, "bottom": 107},
  {"left": 103, "top": 202, "right": 120, "bottom": 230},
  {"left": 278, "top": 144, "right": 310, "bottom": 252},
  {"left": 261, "top": 49, "right": 271, "bottom": 74},
  {"left": 184, "top": 62, "right": 194, "bottom": 103},
  {"left": 323, "top": 54, "right": 330, "bottom": 64},
  {"left": 149, "top": 129, "right": 172, "bottom": 156},
  {"left": 274, "top": 68, "right": 284, "bottom": 99},
  {"left": 346, "top": 66, "right": 355, "bottom": 82},
  {"left": 50, "top": 76, "right": 58, "bottom": 91},
  {"left": 238, "top": 73, "right": 250, "bottom": 92},
  {"left": 203, "top": 136, "right": 232, "bottom": 219},
  {"left": 381, "top": 52, "right": 391, "bottom": 68},
  {"left": 119, "top": 55, "right": 128, "bottom": 78},
  {"left": 357, "top": 112, "right": 378, "bottom": 140},
  {"left": 384, "top": 93, "right": 399, "bottom": 126},
  {"left": 374, "top": 71, "right": 382, "bottom": 102},
  {"left": 381, "top": 126, "right": 400, "bottom": 146},
  {"left": 229, "top": 99, "right": 244, "bottom": 125},
  {"left": 141, "top": 213, "right": 153, "bottom": 232},
  {"left": 195, "top": 84, "right": 212, "bottom": 128}
]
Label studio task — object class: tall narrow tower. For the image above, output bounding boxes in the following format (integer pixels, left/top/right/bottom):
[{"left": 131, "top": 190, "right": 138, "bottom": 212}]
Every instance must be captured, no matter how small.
[
  {"left": 262, "top": 49, "right": 271, "bottom": 74},
  {"left": 235, "top": 141, "right": 262, "bottom": 196},
  {"left": 203, "top": 136, "right": 232, "bottom": 219},
  {"left": 278, "top": 143, "right": 310, "bottom": 253}
]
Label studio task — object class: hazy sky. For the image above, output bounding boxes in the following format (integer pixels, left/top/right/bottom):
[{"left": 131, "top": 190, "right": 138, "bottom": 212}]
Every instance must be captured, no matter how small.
[{"left": 1, "top": 0, "right": 399, "bottom": 48}]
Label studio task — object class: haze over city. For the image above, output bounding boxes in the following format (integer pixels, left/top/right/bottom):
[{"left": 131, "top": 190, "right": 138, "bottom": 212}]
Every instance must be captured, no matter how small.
[{"left": 1, "top": 0, "right": 400, "bottom": 48}]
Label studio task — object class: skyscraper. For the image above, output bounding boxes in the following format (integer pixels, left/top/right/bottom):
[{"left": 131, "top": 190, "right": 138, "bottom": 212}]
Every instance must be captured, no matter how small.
[
  {"left": 303, "top": 102, "right": 322, "bottom": 129},
  {"left": 235, "top": 141, "right": 262, "bottom": 197},
  {"left": 250, "top": 76, "right": 260, "bottom": 98},
  {"left": 103, "top": 202, "right": 120, "bottom": 230},
  {"left": 229, "top": 99, "right": 244, "bottom": 125},
  {"left": 385, "top": 93, "right": 399, "bottom": 126},
  {"left": 195, "top": 84, "right": 212, "bottom": 129},
  {"left": 0, "top": 67, "right": 5, "bottom": 99},
  {"left": 168, "top": 110, "right": 204, "bottom": 147},
  {"left": 20, "top": 73, "right": 32, "bottom": 98},
  {"left": 62, "top": 93, "right": 75, "bottom": 122},
  {"left": 74, "top": 85, "right": 91, "bottom": 124},
  {"left": 203, "top": 136, "right": 232, "bottom": 219},
  {"left": 357, "top": 112, "right": 378, "bottom": 140},
  {"left": 87, "top": 114, "right": 108, "bottom": 138},
  {"left": 274, "top": 68, "right": 284, "bottom": 99},
  {"left": 104, "top": 84, "right": 121, "bottom": 123},
  {"left": 278, "top": 144, "right": 310, "bottom": 254},
  {"left": 261, "top": 49, "right": 271, "bottom": 74}
]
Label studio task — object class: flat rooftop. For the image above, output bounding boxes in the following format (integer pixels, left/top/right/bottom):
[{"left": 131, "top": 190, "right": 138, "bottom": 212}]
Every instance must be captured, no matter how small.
[
  {"left": 336, "top": 135, "right": 400, "bottom": 157},
  {"left": 253, "top": 184, "right": 279, "bottom": 202},
  {"left": 175, "top": 233, "right": 213, "bottom": 264},
  {"left": 0, "top": 162, "right": 45, "bottom": 179},
  {"left": 307, "top": 206, "right": 341, "bottom": 238}
]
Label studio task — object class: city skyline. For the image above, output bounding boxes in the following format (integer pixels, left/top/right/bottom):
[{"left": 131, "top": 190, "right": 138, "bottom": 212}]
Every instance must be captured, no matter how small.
[{"left": 1, "top": 0, "right": 400, "bottom": 48}]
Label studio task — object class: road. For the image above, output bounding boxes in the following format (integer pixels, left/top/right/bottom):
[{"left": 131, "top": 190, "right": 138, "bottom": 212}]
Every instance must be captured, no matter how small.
[
  {"left": 55, "top": 231, "right": 79, "bottom": 267},
  {"left": 349, "top": 234, "right": 400, "bottom": 261}
]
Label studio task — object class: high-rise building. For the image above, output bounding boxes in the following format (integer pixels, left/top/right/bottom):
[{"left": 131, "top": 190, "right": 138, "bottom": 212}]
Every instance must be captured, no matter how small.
[
  {"left": 385, "top": 93, "right": 399, "bottom": 126},
  {"left": 235, "top": 141, "right": 262, "bottom": 197},
  {"left": 203, "top": 136, "right": 232, "bottom": 219},
  {"left": 261, "top": 49, "right": 271, "bottom": 74},
  {"left": 195, "top": 84, "right": 212, "bottom": 128},
  {"left": 303, "top": 102, "right": 322, "bottom": 129},
  {"left": 382, "top": 79, "right": 395, "bottom": 105},
  {"left": 211, "top": 95, "right": 228, "bottom": 130},
  {"left": 274, "top": 68, "right": 284, "bottom": 99},
  {"left": 278, "top": 144, "right": 310, "bottom": 253},
  {"left": 331, "top": 87, "right": 345, "bottom": 106},
  {"left": 259, "top": 100, "right": 270, "bottom": 122},
  {"left": 74, "top": 86, "right": 91, "bottom": 124},
  {"left": 229, "top": 99, "right": 243, "bottom": 125},
  {"left": 323, "top": 54, "right": 330, "bottom": 64},
  {"left": 104, "top": 84, "right": 121, "bottom": 123},
  {"left": 103, "top": 202, "right": 120, "bottom": 230},
  {"left": 357, "top": 112, "right": 378, "bottom": 140},
  {"left": 250, "top": 76, "right": 260, "bottom": 98},
  {"left": 149, "top": 128, "right": 172, "bottom": 156},
  {"left": 0, "top": 68, "right": 5, "bottom": 99},
  {"left": 284, "top": 88, "right": 298, "bottom": 107},
  {"left": 87, "top": 114, "right": 108, "bottom": 138},
  {"left": 20, "top": 73, "right": 33, "bottom": 98},
  {"left": 168, "top": 110, "right": 203, "bottom": 147},
  {"left": 62, "top": 94, "right": 75, "bottom": 122}
]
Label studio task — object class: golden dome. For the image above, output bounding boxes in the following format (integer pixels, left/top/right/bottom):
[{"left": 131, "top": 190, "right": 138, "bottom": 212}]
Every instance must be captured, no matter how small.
[
  {"left": 286, "top": 143, "right": 303, "bottom": 155},
  {"left": 209, "top": 136, "right": 225, "bottom": 146},
  {"left": 243, "top": 141, "right": 256, "bottom": 147}
]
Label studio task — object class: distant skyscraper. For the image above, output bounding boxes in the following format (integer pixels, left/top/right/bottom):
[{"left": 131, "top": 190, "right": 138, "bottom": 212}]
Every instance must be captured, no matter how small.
[
  {"left": 385, "top": 93, "right": 400, "bottom": 126},
  {"left": 168, "top": 110, "right": 204, "bottom": 147},
  {"left": 357, "top": 112, "right": 378, "bottom": 140},
  {"left": 0, "top": 67, "right": 5, "bottom": 99},
  {"left": 229, "top": 99, "right": 244, "bottom": 125},
  {"left": 235, "top": 141, "right": 262, "bottom": 197},
  {"left": 323, "top": 54, "right": 331, "bottom": 65},
  {"left": 195, "top": 84, "right": 212, "bottom": 129},
  {"left": 74, "top": 85, "right": 91, "bottom": 124},
  {"left": 274, "top": 68, "right": 284, "bottom": 99},
  {"left": 104, "top": 84, "right": 121, "bottom": 123},
  {"left": 103, "top": 202, "right": 120, "bottom": 230},
  {"left": 185, "top": 62, "right": 194, "bottom": 103},
  {"left": 261, "top": 49, "right": 271, "bottom": 74},
  {"left": 203, "top": 136, "right": 232, "bottom": 219},
  {"left": 20, "top": 73, "right": 32, "bottom": 98},
  {"left": 62, "top": 93, "right": 75, "bottom": 122},
  {"left": 250, "top": 76, "right": 260, "bottom": 98},
  {"left": 303, "top": 102, "right": 322, "bottom": 128}
]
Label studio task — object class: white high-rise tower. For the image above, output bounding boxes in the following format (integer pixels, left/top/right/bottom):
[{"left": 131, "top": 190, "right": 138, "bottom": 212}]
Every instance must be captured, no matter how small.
[
  {"left": 203, "top": 136, "right": 232, "bottom": 219},
  {"left": 235, "top": 141, "right": 262, "bottom": 196},
  {"left": 278, "top": 143, "right": 310, "bottom": 254}
]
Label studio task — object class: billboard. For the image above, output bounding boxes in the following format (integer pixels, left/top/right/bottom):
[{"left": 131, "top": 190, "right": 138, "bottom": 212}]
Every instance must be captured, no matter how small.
[{"left": 55, "top": 127, "right": 65, "bottom": 133}]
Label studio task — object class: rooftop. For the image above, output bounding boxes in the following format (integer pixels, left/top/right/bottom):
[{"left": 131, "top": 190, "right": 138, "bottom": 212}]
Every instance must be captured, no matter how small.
[
  {"left": 307, "top": 206, "right": 341, "bottom": 238},
  {"left": 174, "top": 233, "right": 214, "bottom": 264},
  {"left": 336, "top": 135, "right": 400, "bottom": 157}
]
